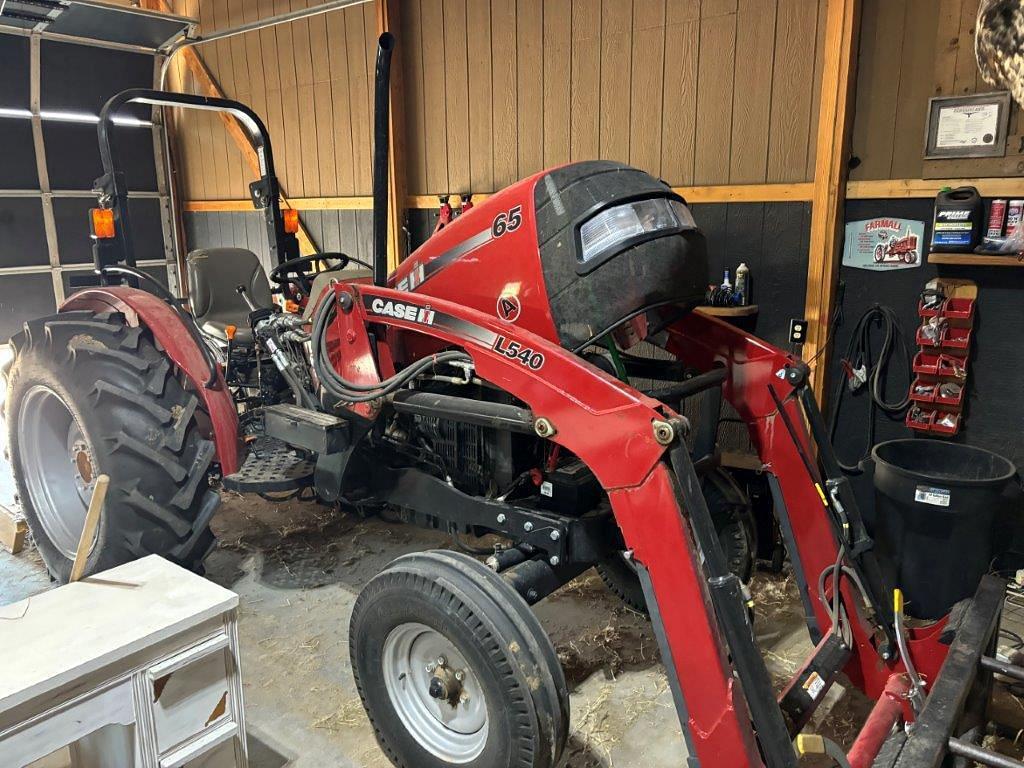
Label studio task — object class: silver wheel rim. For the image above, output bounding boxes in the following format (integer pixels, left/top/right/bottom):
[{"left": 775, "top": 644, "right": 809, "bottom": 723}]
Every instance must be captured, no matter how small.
[
  {"left": 18, "top": 385, "right": 98, "bottom": 558},
  {"left": 381, "top": 622, "right": 488, "bottom": 763}
]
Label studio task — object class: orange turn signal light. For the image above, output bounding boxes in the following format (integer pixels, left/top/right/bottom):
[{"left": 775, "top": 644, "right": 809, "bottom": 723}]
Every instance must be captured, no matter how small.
[
  {"left": 283, "top": 208, "right": 299, "bottom": 234},
  {"left": 225, "top": 324, "right": 237, "bottom": 341},
  {"left": 90, "top": 208, "right": 115, "bottom": 239}
]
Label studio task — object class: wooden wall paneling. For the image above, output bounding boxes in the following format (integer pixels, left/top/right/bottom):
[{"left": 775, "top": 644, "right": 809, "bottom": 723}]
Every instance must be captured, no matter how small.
[
  {"left": 310, "top": 12, "right": 339, "bottom": 197},
  {"left": 240, "top": 2, "right": 270, "bottom": 198},
  {"left": 599, "top": 0, "right": 634, "bottom": 165},
  {"left": 258, "top": 0, "right": 288, "bottom": 199},
  {"left": 933, "top": 0, "right": 963, "bottom": 100},
  {"left": 849, "top": 0, "right": 905, "bottom": 180},
  {"left": 952, "top": 0, "right": 979, "bottom": 95},
  {"left": 629, "top": 0, "right": 666, "bottom": 177},
  {"left": 345, "top": 4, "right": 373, "bottom": 194},
  {"left": 542, "top": 0, "right": 572, "bottom": 169},
  {"left": 466, "top": 0, "right": 494, "bottom": 192},
  {"left": 660, "top": 0, "right": 700, "bottom": 185},
  {"left": 401, "top": 0, "right": 427, "bottom": 195},
  {"left": 327, "top": 8, "right": 356, "bottom": 196},
  {"left": 197, "top": 2, "right": 228, "bottom": 199},
  {"left": 212, "top": 0, "right": 244, "bottom": 198},
  {"left": 419, "top": 0, "right": 447, "bottom": 193},
  {"left": 569, "top": 0, "right": 601, "bottom": 162},
  {"left": 291, "top": 0, "right": 322, "bottom": 198},
  {"left": 274, "top": 0, "right": 303, "bottom": 195},
  {"left": 227, "top": 0, "right": 253, "bottom": 198},
  {"left": 491, "top": 0, "right": 519, "bottom": 189},
  {"left": 516, "top": 0, "right": 544, "bottom": 178},
  {"left": 444, "top": 0, "right": 471, "bottom": 193},
  {"left": 889, "top": 0, "right": 938, "bottom": 180},
  {"left": 694, "top": 0, "right": 737, "bottom": 184},
  {"left": 728, "top": 0, "right": 777, "bottom": 183},
  {"left": 805, "top": 0, "right": 828, "bottom": 179},
  {"left": 766, "top": 0, "right": 816, "bottom": 183},
  {"left": 339, "top": 209, "right": 359, "bottom": 259}
]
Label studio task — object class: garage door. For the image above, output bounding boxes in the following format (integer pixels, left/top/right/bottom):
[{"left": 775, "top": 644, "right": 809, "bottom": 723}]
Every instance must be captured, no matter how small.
[{"left": 0, "top": 29, "right": 178, "bottom": 343}]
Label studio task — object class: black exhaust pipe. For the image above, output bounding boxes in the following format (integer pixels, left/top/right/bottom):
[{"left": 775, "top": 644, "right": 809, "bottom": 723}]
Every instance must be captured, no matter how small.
[{"left": 372, "top": 32, "right": 395, "bottom": 288}]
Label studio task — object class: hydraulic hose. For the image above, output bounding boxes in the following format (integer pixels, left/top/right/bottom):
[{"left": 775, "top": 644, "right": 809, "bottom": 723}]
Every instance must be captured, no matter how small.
[
  {"left": 827, "top": 305, "right": 912, "bottom": 473},
  {"left": 311, "top": 292, "right": 471, "bottom": 403}
]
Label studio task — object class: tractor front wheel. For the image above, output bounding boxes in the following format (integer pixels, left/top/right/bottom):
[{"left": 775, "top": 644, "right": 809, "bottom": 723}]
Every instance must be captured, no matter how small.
[
  {"left": 4, "top": 311, "right": 219, "bottom": 582},
  {"left": 350, "top": 550, "right": 569, "bottom": 768}
]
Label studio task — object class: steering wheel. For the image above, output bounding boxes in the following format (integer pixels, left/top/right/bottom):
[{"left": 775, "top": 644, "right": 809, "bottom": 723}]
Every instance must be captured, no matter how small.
[{"left": 268, "top": 252, "right": 373, "bottom": 297}]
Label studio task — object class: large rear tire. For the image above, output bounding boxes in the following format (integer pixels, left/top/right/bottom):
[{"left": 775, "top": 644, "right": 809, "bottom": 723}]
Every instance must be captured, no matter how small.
[
  {"left": 597, "top": 468, "right": 756, "bottom": 613},
  {"left": 4, "top": 311, "right": 219, "bottom": 582},
  {"left": 350, "top": 550, "right": 569, "bottom": 768}
]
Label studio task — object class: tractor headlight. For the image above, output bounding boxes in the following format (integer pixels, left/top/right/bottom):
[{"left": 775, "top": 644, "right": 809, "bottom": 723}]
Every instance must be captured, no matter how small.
[{"left": 578, "top": 198, "right": 696, "bottom": 267}]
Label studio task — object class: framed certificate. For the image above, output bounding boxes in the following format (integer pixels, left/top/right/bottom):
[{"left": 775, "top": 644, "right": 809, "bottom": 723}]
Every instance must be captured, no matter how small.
[{"left": 924, "top": 92, "right": 1011, "bottom": 159}]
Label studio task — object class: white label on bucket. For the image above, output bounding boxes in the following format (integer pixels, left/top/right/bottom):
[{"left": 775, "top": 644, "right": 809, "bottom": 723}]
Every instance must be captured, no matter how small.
[{"left": 914, "top": 485, "right": 951, "bottom": 507}]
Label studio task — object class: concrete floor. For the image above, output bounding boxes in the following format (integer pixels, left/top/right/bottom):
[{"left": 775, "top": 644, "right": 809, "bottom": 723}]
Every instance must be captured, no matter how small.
[{"left": 0, "top": 484, "right": 883, "bottom": 768}]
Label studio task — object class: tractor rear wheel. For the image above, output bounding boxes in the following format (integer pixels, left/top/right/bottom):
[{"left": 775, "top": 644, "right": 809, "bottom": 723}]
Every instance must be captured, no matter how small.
[
  {"left": 4, "top": 311, "right": 219, "bottom": 582},
  {"left": 350, "top": 550, "right": 569, "bottom": 768},
  {"left": 597, "top": 468, "right": 756, "bottom": 613}
]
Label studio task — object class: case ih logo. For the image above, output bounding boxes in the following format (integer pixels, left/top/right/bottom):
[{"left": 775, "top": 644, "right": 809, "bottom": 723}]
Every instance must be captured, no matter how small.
[
  {"left": 496, "top": 295, "right": 521, "bottom": 322},
  {"left": 368, "top": 298, "right": 436, "bottom": 325}
]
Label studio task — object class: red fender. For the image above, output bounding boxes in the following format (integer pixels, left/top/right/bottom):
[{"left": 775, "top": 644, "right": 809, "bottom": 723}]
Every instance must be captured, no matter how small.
[{"left": 61, "top": 287, "right": 241, "bottom": 475}]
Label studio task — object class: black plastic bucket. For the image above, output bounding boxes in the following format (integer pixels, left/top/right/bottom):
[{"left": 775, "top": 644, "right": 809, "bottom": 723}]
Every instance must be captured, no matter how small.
[{"left": 866, "top": 439, "right": 1017, "bottom": 620}]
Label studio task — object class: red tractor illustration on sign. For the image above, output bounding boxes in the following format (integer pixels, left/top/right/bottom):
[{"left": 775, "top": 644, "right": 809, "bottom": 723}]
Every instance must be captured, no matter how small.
[{"left": 873, "top": 228, "right": 920, "bottom": 264}]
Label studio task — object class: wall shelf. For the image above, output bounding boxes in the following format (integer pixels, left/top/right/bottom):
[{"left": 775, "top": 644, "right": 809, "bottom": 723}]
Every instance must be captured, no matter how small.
[
  {"left": 697, "top": 304, "right": 759, "bottom": 317},
  {"left": 928, "top": 252, "right": 1024, "bottom": 267}
]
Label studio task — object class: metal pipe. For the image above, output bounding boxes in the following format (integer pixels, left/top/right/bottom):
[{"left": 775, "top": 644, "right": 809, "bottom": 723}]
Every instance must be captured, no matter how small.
[
  {"left": 846, "top": 673, "right": 911, "bottom": 768},
  {"left": 948, "top": 737, "right": 1024, "bottom": 768},
  {"left": 981, "top": 655, "right": 1024, "bottom": 683},
  {"left": 371, "top": 32, "right": 395, "bottom": 286},
  {"left": 158, "top": 0, "right": 371, "bottom": 88}
]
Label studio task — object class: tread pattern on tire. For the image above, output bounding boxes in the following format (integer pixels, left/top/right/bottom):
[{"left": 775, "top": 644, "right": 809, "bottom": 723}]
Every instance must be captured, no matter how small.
[{"left": 5, "top": 310, "right": 218, "bottom": 580}]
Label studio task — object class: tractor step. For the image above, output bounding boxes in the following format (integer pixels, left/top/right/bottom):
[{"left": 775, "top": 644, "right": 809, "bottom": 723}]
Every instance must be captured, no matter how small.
[
  {"left": 222, "top": 436, "right": 315, "bottom": 493},
  {"left": 263, "top": 403, "right": 350, "bottom": 454}
]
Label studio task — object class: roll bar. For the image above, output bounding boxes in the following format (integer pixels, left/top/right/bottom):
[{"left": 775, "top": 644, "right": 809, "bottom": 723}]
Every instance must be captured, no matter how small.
[{"left": 92, "top": 88, "right": 299, "bottom": 279}]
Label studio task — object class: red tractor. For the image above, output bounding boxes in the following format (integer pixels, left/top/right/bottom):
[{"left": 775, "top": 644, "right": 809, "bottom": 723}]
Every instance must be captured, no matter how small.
[
  {"left": 3, "top": 33, "right": 1021, "bottom": 768},
  {"left": 873, "top": 230, "right": 920, "bottom": 264}
]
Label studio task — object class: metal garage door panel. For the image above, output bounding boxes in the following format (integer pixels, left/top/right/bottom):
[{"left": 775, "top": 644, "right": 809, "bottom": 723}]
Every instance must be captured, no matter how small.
[
  {"left": 54, "top": 197, "right": 166, "bottom": 265},
  {"left": 0, "top": 34, "right": 29, "bottom": 109},
  {"left": 40, "top": 39, "right": 154, "bottom": 115},
  {"left": 62, "top": 264, "right": 168, "bottom": 300},
  {"left": 0, "top": 120, "right": 39, "bottom": 190},
  {"left": 44, "top": 122, "right": 157, "bottom": 192},
  {"left": 0, "top": 198, "right": 48, "bottom": 268},
  {"left": 0, "top": 273, "right": 56, "bottom": 342}
]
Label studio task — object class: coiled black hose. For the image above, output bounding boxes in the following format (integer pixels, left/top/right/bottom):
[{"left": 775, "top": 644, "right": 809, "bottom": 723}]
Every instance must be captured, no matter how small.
[{"left": 827, "top": 304, "right": 912, "bottom": 473}]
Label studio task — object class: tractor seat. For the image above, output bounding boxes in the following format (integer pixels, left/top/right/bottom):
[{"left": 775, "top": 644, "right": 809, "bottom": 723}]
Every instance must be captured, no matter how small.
[{"left": 186, "top": 248, "right": 273, "bottom": 344}]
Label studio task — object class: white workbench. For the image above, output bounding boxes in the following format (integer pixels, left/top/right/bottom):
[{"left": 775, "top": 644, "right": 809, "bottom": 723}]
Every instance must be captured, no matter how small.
[{"left": 0, "top": 555, "right": 248, "bottom": 768}]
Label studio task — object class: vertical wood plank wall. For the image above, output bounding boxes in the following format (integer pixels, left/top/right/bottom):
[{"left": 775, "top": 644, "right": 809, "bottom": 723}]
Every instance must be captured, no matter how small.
[
  {"left": 850, "top": 0, "right": 1023, "bottom": 181},
  {"left": 170, "top": 0, "right": 830, "bottom": 201},
  {"left": 167, "top": 0, "right": 380, "bottom": 201}
]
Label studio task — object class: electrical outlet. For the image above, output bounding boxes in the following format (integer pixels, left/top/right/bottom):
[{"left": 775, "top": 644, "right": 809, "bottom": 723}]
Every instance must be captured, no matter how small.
[{"left": 789, "top": 319, "right": 808, "bottom": 345}]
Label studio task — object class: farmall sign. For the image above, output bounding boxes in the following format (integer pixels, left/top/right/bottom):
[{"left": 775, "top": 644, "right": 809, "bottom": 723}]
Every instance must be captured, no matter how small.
[{"left": 843, "top": 217, "right": 925, "bottom": 271}]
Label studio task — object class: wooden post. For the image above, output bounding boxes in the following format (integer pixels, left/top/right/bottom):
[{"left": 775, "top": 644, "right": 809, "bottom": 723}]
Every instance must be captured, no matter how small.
[
  {"left": 803, "top": 0, "right": 861, "bottom": 404},
  {"left": 69, "top": 475, "right": 110, "bottom": 583},
  {"left": 150, "top": 0, "right": 318, "bottom": 256},
  {"left": 377, "top": 0, "right": 408, "bottom": 271}
]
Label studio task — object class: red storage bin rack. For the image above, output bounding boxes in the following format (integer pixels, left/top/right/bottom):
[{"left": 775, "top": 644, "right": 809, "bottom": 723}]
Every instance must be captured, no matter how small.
[{"left": 908, "top": 284, "right": 975, "bottom": 437}]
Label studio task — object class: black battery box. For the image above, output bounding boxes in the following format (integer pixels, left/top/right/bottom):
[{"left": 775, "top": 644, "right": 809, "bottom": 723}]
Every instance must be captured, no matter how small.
[{"left": 538, "top": 459, "right": 601, "bottom": 515}]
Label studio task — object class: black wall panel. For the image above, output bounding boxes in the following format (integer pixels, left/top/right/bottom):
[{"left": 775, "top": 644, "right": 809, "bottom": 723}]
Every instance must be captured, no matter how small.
[
  {"left": 831, "top": 198, "right": 1024, "bottom": 514},
  {"left": 44, "top": 122, "right": 157, "bottom": 191},
  {"left": 0, "top": 119, "right": 38, "bottom": 190},
  {"left": 0, "top": 34, "right": 30, "bottom": 108},
  {"left": 0, "top": 273, "right": 55, "bottom": 341},
  {"left": 0, "top": 198, "right": 48, "bottom": 267}
]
